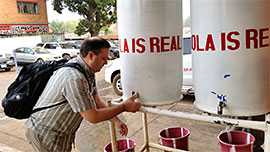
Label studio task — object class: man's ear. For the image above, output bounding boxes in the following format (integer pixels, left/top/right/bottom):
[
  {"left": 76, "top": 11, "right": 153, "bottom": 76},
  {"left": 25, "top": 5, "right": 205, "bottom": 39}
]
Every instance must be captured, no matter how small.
[{"left": 88, "top": 52, "right": 95, "bottom": 60}]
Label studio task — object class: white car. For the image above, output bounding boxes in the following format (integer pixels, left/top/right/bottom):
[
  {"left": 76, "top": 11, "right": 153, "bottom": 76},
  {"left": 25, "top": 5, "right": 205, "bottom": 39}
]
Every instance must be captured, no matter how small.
[
  {"left": 14, "top": 47, "right": 62, "bottom": 65},
  {"left": 36, "top": 42, "right": 79, "bottom": 60},
  {"left": 0, "top": 52, "right": 14, "bottom": 71},
  {"left": 108, "top": 40, "right": 120, "bottom": 60},
  {"left": 105, "top": 38, "right": 193, "bottom": 96}
]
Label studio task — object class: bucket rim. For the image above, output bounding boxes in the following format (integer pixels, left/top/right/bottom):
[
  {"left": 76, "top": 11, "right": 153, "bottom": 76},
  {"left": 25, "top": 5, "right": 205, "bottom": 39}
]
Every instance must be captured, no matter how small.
[
  {"left": 217, "top": 130, "right": 255, "bottom": 147},
  {"left": 104, "top": 138, "right": 136, "bottom": 152},
  {"left": 159, "top": 127, "right": 190, "bottom": 140}
]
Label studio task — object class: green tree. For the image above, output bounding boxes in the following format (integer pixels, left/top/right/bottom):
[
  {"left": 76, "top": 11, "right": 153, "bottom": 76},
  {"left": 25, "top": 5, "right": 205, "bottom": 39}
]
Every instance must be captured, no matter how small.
[
  {"left": 49, "top": 20, "right": 78, "bottom": 33},
  {"left": 51, "top": 0, "right": 117, "bottom": 36},
  {"left": 49, "top": 20, "right": 65, "bottom": 33},
  {"left": 64, "top": 20, "right": 79, "bottom": 33}
]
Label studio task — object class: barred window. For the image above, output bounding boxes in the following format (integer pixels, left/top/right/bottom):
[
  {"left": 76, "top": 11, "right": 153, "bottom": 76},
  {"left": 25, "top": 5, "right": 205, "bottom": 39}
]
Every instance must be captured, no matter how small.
[{"left": 17, "top": 2, "right": 39, "bottom": 14}]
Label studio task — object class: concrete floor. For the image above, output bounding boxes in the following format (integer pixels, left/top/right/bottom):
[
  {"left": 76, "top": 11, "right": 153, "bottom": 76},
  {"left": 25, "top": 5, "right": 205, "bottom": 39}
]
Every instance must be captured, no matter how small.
[
  {"left": 75, "top": 96, "right": 224, "bottom": 152},
  {"left": 0, "top": 68, "right": 233, "bottom": 152}
]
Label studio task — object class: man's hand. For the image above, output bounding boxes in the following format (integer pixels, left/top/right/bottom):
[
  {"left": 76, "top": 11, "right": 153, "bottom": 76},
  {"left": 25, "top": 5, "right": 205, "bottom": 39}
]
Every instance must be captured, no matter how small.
[
  {"left": 81, "top": 93, "right": 141, "bottom": 124},
  {"left": 122, "top": 92, "right": 141, "bottom": 112},
  {"left": 114, "top": 118, "right": 128, "bottom": 136}
]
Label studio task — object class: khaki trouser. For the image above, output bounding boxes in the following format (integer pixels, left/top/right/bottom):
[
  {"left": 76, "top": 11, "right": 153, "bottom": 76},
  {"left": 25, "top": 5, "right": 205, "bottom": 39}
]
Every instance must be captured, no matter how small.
[{"left": 25, "top": 128, "right": 50, "bottom": 152}]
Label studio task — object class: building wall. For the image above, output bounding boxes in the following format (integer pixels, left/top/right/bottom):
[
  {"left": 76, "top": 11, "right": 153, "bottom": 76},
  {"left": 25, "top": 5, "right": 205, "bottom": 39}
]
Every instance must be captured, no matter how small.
[{"left": 0, "top": 0, "right": 48, "bottom": 24}]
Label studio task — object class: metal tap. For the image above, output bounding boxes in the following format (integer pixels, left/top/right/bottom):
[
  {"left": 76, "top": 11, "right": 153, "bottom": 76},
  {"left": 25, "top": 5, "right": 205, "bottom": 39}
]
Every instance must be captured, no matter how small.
[
  {"left": 217, "top": 101, "right": 226, "bottom": 115},
  {"left": 215, "top": 93, "right": 227, "bottom": 115}
]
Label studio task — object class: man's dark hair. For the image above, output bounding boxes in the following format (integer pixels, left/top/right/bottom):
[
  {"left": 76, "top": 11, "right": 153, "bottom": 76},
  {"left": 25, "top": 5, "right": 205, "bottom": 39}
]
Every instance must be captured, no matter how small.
[{"left": 80, "top": 37, "right": 111, "bottom": 57}]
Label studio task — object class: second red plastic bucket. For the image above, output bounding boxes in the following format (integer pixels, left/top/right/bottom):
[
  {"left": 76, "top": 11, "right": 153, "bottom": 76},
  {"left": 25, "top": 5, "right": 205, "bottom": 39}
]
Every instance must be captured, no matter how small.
[
  {"left": 159, "top": 127, "right": 190, "bottom": 150},
  {"left": 104, "top": 138, "right": 136, "bottom": 152},
  {"left": 218, "top": 130, "right": 255, "bottom": 152}
]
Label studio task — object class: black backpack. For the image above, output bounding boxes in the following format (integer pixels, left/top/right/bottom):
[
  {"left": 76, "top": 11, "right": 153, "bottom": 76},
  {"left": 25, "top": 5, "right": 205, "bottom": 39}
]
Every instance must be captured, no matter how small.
[{"left": 1, "top": 59, "right": 87, "bottom": 119}]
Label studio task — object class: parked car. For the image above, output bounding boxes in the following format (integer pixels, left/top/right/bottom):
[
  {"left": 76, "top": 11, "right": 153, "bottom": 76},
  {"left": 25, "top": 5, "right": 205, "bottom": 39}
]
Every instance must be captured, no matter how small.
[
  {"left": 108, "top": 40, "right": 120, "bottom": 60},
  {"left": 13, "top": 47, "right": 61, "bottom": 66},
  {"left": 109, "top": 46, "right": 120, "bottom": 60},
  {"left": 64, "top": 40, "right": 82, "bottom": 49},
  {"left": 59, "top": 41, "right": 80, "bottom": 49},
  {"left": 0, "top": 52, "right": 14, "bottom": 71},
  {"left": 36, "top": 42, "right": 79, "bottom": 60},
  {"left": 105, "top": 37, "right": 193, "bottom": 96}
]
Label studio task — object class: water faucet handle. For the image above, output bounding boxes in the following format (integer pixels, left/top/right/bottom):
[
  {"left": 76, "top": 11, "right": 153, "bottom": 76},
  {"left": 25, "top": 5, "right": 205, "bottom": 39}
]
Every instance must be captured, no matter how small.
[{"left": 217, "top": 101, "right": 226, "bottom": 115}]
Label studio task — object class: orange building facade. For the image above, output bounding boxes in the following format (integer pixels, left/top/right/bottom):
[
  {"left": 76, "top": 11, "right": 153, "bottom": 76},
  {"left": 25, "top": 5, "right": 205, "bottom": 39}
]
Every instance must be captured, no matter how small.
[{"left": 0, "top": 0, "right": 48, "bottom": 35}]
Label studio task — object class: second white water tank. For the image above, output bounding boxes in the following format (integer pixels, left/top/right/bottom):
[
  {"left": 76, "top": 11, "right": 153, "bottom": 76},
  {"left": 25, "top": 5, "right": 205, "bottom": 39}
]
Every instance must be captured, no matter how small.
[{"left": 192, "top": 0, "right": 270, "bottom": 116}]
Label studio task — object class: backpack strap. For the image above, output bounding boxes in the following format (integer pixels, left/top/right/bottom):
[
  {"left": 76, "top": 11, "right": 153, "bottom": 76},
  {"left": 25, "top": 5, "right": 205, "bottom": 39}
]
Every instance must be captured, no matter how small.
[
  {"left": 32, "top": 63, "right": 89, "bottom": 114},
  {"left": 63, "top": 62, "right": 89, "bottom": 82}
]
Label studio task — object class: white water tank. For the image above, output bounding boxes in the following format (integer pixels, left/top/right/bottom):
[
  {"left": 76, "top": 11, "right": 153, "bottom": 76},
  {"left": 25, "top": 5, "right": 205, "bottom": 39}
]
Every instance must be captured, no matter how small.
[
  {"left": 117, "top": 0, "right": 183, "bottom": 105},
  {"left": 192, "top": 0, "right": 270, "bottom": 116}
]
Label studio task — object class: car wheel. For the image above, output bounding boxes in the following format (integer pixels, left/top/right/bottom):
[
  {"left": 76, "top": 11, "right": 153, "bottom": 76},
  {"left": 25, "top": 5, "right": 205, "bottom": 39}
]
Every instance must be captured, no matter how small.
[
  {"left": 63, "top": 54, "right": 71, "bottom": 60},
  {"left": 10, "top": 57, "right": 15, "bottom": 65},
  {"left": 113, "top": 51, "right": 119, "bottom": 58},
  {"left": 36, "top": 58, "right": 44, "bottom": 64},
  {"left": 108, "top": 51, "right": 114, "bottom": 60},
  {"left": 112, "top": 73, "right": 123, "bottom": 96},
  {"left": 4, "top": 68, "right": 11, "bottom": 72}
]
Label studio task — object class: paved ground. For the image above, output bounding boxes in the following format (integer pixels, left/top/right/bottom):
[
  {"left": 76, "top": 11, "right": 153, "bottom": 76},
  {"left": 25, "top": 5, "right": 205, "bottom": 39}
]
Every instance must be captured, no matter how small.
[{"left": 0, "top": 67, "right": 226, "bottom": 152}]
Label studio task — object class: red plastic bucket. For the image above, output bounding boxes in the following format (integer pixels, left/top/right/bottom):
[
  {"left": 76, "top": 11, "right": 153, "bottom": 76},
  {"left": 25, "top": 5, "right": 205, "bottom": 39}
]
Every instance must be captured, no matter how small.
[
  {"left": 218, "top": 130, "right": 255, "bottom": 152},
  {"left": 159, "top": 127, "right": 190, "bottom": 150},
  {"left": 104, "top": 138, "right": 136, "bottom": 152}
]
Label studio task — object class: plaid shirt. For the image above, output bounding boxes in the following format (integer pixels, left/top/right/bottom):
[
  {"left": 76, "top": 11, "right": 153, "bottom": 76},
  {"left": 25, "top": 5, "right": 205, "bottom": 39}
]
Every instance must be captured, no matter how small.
[{"left": 26, "top": 56, "right": 97, "bottom": 152}]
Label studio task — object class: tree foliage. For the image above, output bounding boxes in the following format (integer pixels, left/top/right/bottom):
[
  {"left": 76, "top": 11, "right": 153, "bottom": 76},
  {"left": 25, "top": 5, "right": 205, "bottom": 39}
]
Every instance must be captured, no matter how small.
[
  {"left": 49, "top": 20, "right": 78, "bottom": 33},
  {"left": 49, "top": 21, "right": 65, "bottom": 33},
  {"left": 51, "top": 0, "right": 117, "bottom": 36}
]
